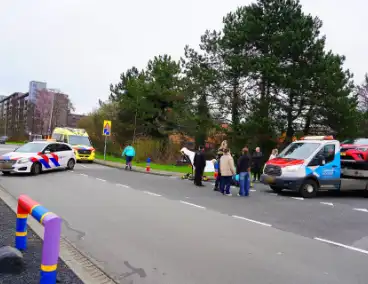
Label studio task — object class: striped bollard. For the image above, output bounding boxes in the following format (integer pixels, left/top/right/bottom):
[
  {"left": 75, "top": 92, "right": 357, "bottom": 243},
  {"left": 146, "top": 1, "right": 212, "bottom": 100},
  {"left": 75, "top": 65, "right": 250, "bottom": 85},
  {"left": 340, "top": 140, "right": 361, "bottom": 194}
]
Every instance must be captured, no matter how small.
[{"left": 15, "top": 195, "right": 62, "bottom": 284}]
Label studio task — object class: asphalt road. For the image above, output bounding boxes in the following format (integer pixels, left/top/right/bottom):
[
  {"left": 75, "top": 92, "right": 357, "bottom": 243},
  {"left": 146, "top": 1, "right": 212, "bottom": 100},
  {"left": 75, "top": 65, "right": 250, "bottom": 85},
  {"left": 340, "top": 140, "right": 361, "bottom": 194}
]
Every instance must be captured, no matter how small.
[{"left": 0, "top": 144, "right": 368, "bottom": 284}]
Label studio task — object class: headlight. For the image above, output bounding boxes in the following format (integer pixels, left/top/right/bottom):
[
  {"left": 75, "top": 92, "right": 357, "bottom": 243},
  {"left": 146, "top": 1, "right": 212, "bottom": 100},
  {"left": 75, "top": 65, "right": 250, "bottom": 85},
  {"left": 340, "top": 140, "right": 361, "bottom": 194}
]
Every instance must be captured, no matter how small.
[
  {"left": 283, "top": 165, "right": 301, "bottom": 172},
  {"left": 356, "top": 147, "right": 368, "bottom": 152},
  {"left": 17, "top": 158, "right": 29, "bottom": 164}
]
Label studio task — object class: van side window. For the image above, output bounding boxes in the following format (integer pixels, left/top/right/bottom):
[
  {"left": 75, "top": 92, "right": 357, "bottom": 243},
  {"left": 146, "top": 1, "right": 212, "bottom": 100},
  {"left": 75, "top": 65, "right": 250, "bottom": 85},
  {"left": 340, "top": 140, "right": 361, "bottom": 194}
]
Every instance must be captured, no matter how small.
[
  {"left": 321, "top": 144, "right": 335, "bottom": 163},
  {"left": 63, "top": 136, "right": 68, "bottom": 143}
]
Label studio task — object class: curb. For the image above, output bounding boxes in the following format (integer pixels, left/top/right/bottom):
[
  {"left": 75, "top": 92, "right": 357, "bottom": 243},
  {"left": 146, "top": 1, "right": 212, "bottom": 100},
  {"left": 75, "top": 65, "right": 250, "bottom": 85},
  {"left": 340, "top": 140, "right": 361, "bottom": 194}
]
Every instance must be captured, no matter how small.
[
  {"left": 94, "top": 159, "right": 184, "bottom": 177},
  {"left": 0, "top": 186, "right": 118, "bottom": 284}
]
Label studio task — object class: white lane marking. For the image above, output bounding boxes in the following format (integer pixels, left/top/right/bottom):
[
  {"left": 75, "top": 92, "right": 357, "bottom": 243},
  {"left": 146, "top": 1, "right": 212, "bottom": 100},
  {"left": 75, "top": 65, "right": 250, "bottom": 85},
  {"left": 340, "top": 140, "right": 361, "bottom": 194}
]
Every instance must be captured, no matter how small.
[
  {"left": 291, "top": 197, "right": 304, "bottom": 200},
  {"left": 143, "top": 191, "right": 161, "bottom": 197},
  {"left": 270, "top": 193, "right": 278, "bottom": 196},
  {"left": 96, "top": 178, "right": 106, "bottom": 182},
  {"left": 79, "top": 173, "right": 88, "bottom": 177},
  {"left": 79, "top": 164, "right": 88, "bottom": 168},
  {"left": 353, "top": 208, "right": 368, "bottom": 213},
  {"left": 70, "top": 170, "right": 74, "bottom": 173},
  {"left": 314, "top": 237, "right": 368, "bottom": 255},
  {"left": 185, "top": 196, "right": 190, "bottom": 199},
  {"left": 320, "top": 202, "right": 334, "bottom": 206},
  {"left": 232, "top": 215, "right": 272, "bottom": 227},
  {"left": 250, "top": 189, "right": 256, "bottom": 192},
  {"left": 180, "top": 201, "right": 206, "bottom": 209},
  {"left": 116, "top": 183, "right": 130, "bottom": 188}
]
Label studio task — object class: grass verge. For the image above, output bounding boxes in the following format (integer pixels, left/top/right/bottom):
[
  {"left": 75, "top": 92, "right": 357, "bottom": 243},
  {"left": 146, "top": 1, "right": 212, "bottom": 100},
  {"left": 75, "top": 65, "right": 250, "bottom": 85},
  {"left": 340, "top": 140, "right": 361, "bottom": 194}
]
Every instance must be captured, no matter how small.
[
  {"left": 6, "top": 141, "right": 25, "bottom": 145},
  {"left": 95, "top": 153, "right": 213, "bottom": 176}
]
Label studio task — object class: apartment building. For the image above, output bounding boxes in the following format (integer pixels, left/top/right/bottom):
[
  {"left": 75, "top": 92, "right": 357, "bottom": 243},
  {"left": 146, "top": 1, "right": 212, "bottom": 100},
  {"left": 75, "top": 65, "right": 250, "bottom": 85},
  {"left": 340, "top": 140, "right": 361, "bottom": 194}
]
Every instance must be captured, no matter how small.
[
  {"left": 67, "top": 113, "right": 86, "bottom": 128},
  {"left": 0, "top": 83, "right": 80, "bottom": 138}
]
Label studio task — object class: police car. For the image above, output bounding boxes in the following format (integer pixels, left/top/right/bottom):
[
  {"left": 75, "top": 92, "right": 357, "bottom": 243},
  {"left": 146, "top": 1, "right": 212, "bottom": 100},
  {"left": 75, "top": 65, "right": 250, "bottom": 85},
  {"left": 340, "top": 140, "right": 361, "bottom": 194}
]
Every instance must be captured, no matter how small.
[{"left": 0, "top": 140, "right": 76, "bottom": 175}]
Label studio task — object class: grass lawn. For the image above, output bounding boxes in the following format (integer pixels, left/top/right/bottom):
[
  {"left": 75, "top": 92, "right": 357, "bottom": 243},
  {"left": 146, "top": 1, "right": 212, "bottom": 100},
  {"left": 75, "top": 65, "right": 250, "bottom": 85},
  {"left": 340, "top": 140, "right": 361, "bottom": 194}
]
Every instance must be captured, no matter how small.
[
  {"left": 95, "top": 153, "right": 213, "bottom": 176},
  {"left": 6, "top": 141, "right": 25, "bottom": 145}
]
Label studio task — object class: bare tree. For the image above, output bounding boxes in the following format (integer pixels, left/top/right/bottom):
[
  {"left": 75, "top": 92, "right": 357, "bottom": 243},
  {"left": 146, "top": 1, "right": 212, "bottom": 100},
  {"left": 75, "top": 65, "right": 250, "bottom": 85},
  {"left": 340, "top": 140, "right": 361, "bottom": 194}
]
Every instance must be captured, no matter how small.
[{"left": 35, "top": 89, "right": 53, "bottom": 135}]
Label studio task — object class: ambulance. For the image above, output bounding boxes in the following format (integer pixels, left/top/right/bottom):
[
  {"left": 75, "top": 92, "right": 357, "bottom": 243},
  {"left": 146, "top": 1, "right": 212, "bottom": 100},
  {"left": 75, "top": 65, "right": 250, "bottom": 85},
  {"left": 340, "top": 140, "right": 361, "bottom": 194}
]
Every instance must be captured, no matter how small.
[
  {"left": 260, "top": 136, "right": 368, "bottom": 198},
  {"left": 51, "top": 127, "right": 95, "bottom": 162}
]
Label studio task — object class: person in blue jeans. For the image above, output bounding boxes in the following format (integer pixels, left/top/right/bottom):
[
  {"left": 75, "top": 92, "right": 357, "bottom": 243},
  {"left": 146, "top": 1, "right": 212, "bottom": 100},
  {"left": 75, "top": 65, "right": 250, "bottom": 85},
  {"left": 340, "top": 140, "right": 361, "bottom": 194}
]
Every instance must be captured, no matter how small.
[
  {"left": 236, "top": 147, "right": 251, "bottom": 196},
  {"left": 122, "top": 143, "right": 136, "bottom": 170}
]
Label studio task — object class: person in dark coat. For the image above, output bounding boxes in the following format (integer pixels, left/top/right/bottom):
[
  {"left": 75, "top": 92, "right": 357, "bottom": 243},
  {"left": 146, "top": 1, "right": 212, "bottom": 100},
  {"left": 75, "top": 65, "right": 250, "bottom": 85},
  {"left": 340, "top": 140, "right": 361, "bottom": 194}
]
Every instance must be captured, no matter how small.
[
  {"left": 237, "top": 147, "right": 251, "bottom": 196},
  {"left": 193, "top": 145, "right": 206, "bottom": 186},
  {"left": 252, "top": 147, "right": 263, "bottom": 182},
  {"left": 213, "top": 140, "right": 228, "bottom": 191}
]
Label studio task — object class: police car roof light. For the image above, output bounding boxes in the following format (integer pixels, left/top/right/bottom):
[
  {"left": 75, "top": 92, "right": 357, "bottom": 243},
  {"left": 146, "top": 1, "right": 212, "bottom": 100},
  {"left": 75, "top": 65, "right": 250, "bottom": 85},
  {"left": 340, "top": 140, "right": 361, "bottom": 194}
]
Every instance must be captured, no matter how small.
[{"left": 300, "top": 135, "right": 334, "bottom": 140}]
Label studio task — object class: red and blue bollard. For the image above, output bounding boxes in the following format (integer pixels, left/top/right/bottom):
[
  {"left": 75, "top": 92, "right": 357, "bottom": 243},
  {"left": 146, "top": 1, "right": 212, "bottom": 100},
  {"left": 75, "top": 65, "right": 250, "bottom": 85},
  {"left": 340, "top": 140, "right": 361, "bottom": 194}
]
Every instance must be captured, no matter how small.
[{"left": 146, "top": 157, "right": 151, "bottom": 172}]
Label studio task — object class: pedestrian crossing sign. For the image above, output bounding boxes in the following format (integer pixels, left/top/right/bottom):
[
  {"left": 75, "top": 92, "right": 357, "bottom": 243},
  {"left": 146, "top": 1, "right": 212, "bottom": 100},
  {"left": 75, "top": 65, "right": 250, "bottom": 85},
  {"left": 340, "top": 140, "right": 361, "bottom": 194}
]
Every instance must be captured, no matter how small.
[{"left": 103, "top": 120, "right": 111, "bottom": 136}]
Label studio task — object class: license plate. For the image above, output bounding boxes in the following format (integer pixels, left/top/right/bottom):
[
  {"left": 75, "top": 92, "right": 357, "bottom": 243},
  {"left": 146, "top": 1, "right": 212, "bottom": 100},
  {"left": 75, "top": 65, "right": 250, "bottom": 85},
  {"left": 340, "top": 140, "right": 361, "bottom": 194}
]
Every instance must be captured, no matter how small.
[
  {"left": 341, "top": 152, "right": 346, "bottom": 156},
  {"left": 0, "top": 164, "right": 12, "bottom": 169},
  {"left": 265, "top": 176, "right": 275, "bottom": 183}
]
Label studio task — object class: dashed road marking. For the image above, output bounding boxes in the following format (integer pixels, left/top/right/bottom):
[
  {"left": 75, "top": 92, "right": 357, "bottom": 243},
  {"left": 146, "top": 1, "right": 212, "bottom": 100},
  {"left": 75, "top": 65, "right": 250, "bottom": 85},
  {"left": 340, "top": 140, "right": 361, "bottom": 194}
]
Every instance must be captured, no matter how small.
[
  {"left": 270, "top": 193, "right": 278, "bottom": 196},
  {"left": 314, "top": 237, "right": 368, "bottom": 255},
  {"left": 180, "top": 201, "right": 206, "bottom": 209},
  {"left": 232, "top": 215, "right": 272, "bottom": 227},
  {"left": 291, "top": 197, "right": 304, "bottom": 200},
  {"left": 116, "top": 183, "right": 130, "bottom": 188},
  {"left": 79, "top": 164, "right": 88, "bottom": 168},
  {"left": 250, "top": 189, "right": 256, "bottom": 192},
  {"left": 143, "top": 191, "right": 161, "bottom": 197},
  {"left": 79, "top": 173, "right": 88, "bottom": 177},
  {"left": 320, "top": 202, "right": 334, "bottom": 206},
  {"left": 353, "top": 208, "right": 368, "bottom": 213},
  {"left": 96, "top": 178, "right": 106, "bottom": 182}
]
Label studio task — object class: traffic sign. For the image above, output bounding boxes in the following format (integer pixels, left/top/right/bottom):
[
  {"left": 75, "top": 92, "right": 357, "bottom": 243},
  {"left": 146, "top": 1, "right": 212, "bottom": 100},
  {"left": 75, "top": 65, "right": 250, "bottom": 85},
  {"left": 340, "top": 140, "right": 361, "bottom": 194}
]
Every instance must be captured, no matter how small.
[{"left": 103, "top": 120, "right": 111, "bottom": 136}]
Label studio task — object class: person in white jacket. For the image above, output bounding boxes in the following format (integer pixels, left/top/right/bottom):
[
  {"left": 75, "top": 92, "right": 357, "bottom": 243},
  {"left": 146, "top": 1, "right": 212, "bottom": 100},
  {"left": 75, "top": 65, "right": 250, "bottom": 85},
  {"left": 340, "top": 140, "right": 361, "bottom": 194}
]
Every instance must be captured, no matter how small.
[{"left": 269, "top": 149, "right": 278, "bottom": 160}]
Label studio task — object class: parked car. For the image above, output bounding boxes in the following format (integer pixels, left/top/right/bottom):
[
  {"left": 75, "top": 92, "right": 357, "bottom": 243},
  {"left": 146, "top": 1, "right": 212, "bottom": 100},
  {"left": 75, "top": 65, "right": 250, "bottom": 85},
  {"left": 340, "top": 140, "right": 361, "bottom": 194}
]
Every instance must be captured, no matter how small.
[
  {"left": 0, "top": 136, "right": 8, "bottom": 144},
  {"left": 340, "top": 138, "right": 368, "bottom": 170}
]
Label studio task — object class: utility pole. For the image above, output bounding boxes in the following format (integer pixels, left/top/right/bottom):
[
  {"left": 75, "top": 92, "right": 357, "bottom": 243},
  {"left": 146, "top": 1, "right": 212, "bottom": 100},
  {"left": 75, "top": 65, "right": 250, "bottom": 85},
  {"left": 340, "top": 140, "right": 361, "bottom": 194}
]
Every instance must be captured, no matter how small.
[{"left": 48, "top": 92, "right": 55, "bottom": 136}]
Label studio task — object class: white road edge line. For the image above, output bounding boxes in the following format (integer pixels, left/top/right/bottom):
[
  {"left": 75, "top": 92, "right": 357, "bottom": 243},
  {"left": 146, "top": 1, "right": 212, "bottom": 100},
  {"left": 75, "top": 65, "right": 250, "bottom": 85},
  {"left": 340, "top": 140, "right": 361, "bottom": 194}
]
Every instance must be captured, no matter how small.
[
  {"left": 116, "top": 183, "right": 130, "bottom": 188},
  {"left": 291, "top": 197, "right": 304, "bottom": 200},
  {"left": 320, "top": 202, "right": 334, "bottom": 206},
  {"left": 180, "top": 201, "right": 206, "bottom": 209},
  {"left": 143, "top": 191, "right": 161, "bottom": 197},
  {"left": 79, "top": 173, "right": 88, "bottom": 177},
  {"left": 314, "top": 237, "right": 368, "bottom": 255},
  {"left": 79, "top": 164, "right": 88, "bottom": 168},
  {"left": 96, "top": 178, "right": 106, "bottom": 182},
  {"left": 232, "top": 215, "right": 272, "bottom": 227},
  {"left": 353, "top": 208, "right": 368, "bottom": 213}
]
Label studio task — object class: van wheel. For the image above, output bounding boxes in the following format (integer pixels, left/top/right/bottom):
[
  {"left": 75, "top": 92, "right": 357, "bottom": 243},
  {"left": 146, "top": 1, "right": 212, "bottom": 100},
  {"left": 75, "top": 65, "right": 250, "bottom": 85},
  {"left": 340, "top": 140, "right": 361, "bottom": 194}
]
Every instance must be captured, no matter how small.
[
  {"left": 270, "top": 186, "right": 283, "bottom": 193},
  {"left": 31, "top": 162, "right": 42, "bottom": 175},
  {"left": 67, "top": 159, "right": 75, "bottom": 170},
  {"left": 299, "top": 179, "right": 318, "bottom": 198}
]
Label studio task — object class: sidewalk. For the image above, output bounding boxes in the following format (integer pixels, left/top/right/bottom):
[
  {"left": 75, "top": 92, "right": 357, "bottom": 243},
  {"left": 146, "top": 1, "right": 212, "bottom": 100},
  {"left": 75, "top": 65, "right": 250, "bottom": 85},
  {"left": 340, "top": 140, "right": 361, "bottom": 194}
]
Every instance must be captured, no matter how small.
[
  {"left": 0, "top": 198, "right": 84, "bottom": 284},
  {"left": 95, "top": 159, "right": 217, "bottom": 179}
]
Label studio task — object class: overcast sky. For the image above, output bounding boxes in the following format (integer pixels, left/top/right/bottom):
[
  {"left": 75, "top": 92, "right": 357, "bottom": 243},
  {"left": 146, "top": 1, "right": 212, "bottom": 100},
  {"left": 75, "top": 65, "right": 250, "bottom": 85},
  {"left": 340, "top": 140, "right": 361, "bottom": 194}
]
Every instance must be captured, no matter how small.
[{"left": 0, "top": 0, "right": 366, "bottom": 114}]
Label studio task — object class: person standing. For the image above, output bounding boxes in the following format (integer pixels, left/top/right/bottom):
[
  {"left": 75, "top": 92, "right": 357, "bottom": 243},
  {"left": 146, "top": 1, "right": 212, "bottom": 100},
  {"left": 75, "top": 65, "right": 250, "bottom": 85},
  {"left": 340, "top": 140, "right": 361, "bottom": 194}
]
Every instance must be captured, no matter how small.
[
  {"left": 252, "top": 147, "right": 263, "bottom": 182},
  {"left": 269, "top": 148, "right": 278, "bottom": 160},
  {"left": 193, "top": 146, "right": 206, "bottom": 186},
  {"left": 213, "top": 140, "right": 228, "bottom": 191},
  {"left": 219, "top": 148, "right": 236, "bottom": 196},
  {"left": 237, "top": 147, "right": 251, "bottom": 196},
  {"left": 122, "top": 143, "right": 136, "bottom": 170}
]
